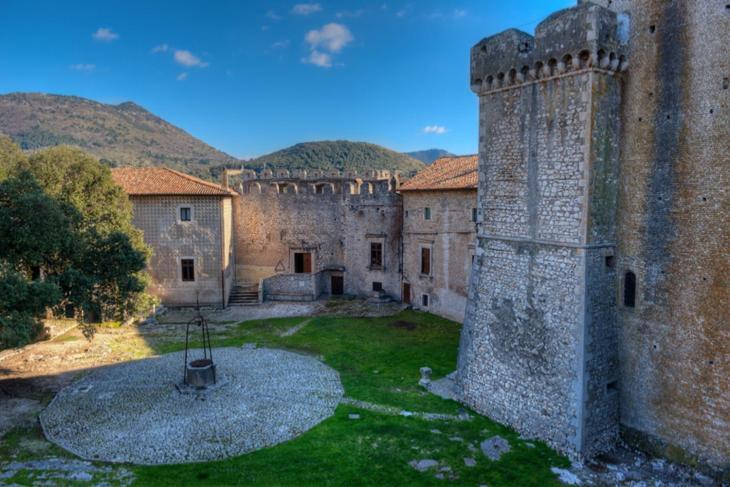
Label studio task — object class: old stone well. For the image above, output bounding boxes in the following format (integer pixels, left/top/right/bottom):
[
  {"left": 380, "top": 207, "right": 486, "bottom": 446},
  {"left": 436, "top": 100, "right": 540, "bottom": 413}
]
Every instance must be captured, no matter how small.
[{"left": 39, "top": 347, "right": 344, "bottom": 465}]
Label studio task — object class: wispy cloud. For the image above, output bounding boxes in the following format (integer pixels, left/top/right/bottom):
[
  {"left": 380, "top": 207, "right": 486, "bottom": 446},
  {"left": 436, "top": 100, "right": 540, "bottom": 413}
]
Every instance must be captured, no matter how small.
[
  {"left": 453, "top": 9, "right": 467, "bottom": 18},
  {"left": 70, "top": 63, "right": 95, "bottom": 73},
  {"left": 423, "top": 125, "right": 447, "bottom": 135},
  {"left": 265, "top": 9, "right": 281, "bottom": 20},
  {"left": 92, "top": 27, "right": 119, "bottom": 42},
  {"left": 271, "top": 40, "right": 290, "bottom": 49},
  {"left": 302, "top": 23, "right": 353, "bottom": 68},
  {"left": 173, "top": 49, "right": 209, "bottom": 68},
  {"left": 303, "top": 50, "right": 332, "bottom": 68},
  {"left": 291, "top": 3, "right": 321, "bottom": 15},
  {"left": 177, "top": 72, "right": 188, "bottom": 81},
  {"left": 151, "top": 44, "right": 169, "bottom": 53},
  {"left": 336, "top": 9, "right": 365, "bottom": 19},
  {"left": 427, "top": 9, "right": 468, "bottom": 19}
]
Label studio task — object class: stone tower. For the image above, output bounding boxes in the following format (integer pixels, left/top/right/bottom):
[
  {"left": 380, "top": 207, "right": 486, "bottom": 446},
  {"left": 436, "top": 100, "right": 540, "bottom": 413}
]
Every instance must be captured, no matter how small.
[
  {"left": 458, "top": 0, "right": 729, "bottom": 473},
  {"left": 596, "top": 0, "right": 729, "bottom": 473},
  {"left": 457, "top": 2, "right": 625, "bottom": 458}
]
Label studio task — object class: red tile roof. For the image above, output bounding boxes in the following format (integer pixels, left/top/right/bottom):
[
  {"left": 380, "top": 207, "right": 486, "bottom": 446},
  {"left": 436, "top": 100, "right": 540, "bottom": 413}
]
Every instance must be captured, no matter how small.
[
  {"left": 111, "top": 167, "right": 235, "bottom": 197},
  {"left": 399, "top": 155, "right": 478, "bottom": 191}
]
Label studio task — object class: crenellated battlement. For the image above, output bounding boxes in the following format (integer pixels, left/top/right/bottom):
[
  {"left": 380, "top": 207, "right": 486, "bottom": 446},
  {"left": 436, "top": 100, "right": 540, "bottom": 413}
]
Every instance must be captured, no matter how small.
[
  {"left": 470, "top": 3, "right": 627, "bottom": 95},
  {"left": 225, "top": 168, "right": 401, "bottom": 198}
]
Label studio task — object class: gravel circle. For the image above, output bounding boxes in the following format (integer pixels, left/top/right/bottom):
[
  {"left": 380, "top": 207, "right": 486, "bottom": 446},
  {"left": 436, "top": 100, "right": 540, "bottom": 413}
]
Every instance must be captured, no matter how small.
[{"left": 39, "top": 347, "right": 343, "bottom": 465}]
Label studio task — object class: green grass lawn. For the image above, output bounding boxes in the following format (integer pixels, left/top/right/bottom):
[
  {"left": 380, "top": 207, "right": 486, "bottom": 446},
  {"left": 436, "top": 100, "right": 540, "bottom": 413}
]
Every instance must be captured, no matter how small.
[{"left": 1, "top": 309, "right": 568, "bottom": 486}]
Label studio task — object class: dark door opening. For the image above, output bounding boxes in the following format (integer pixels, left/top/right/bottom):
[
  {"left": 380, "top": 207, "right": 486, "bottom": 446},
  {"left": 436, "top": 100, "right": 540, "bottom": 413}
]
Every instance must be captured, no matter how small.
[
  {"left": 331, "top": 275, "right": 343, "bottom": 295},
  {"left": 294, "top": 252, "right": 312, "bottom": 273},
  {"left": 402, "top": 283, "right": 411, "bottom": 304}
]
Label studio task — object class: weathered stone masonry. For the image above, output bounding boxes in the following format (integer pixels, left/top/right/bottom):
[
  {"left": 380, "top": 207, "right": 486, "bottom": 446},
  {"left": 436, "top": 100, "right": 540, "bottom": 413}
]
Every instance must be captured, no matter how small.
[
  {"left": 458, "top": 0, "right": 729, "bottom": 475},
  {"left": 457, "top": 3, "right": 624, "bottom": 458}
]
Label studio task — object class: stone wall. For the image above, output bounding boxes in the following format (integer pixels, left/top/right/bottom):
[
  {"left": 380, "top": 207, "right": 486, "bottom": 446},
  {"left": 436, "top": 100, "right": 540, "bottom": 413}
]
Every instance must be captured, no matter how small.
[
  {"left": 232, "top": 170, "right": 402, "bottom": 300},
  {"left": 592, "top": 0, "right": 729, "bottom": 473},
  {"left": 262, "top": 273, "right": 319, "bottom": 301},
  {"left": 402, "top": 190, "right": 477, "bottom": 322},
  {"left": 129, "top": 195, "right": 231, "bottom": 306},
  {"left": 457, "top": 2, "right": 623, "bottom": 458}
]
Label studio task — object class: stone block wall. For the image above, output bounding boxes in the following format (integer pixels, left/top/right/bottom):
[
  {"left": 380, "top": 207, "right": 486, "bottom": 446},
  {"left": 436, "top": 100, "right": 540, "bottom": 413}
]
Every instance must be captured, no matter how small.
[
  {"left": 129, "top": 195, "right": 230, "bottom": 306},
  {"left": 458, "top": 2, "right": 624, "bottom": 458},
  {"left": 402, "top": 190, "right": 477, "bottom": 322},
  {"left": 232, "top": 171, "right": 402, "bottom": 300},
  {"left": 262, "top": 273, "right": 319, "bottom": 301},
  {"left": 594, "top": 0, "right": 729, "bottom": 473}
]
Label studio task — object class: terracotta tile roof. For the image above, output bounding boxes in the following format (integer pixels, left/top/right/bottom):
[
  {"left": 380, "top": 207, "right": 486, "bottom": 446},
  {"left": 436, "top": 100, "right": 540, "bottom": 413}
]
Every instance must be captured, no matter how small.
[
  {"left": 399, "top": 155, "right": 478, "bottom": 191},
  {"left": 111, "top": 167, "right": 235, "bottom": 197}
]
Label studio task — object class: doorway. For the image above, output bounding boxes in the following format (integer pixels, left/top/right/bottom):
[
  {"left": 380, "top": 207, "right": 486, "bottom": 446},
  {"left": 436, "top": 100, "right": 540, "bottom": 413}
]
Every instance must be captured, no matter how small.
[
  {"left": 402, "top": 283, "right": 411, "bottom": 304},
  {"left": 294, "top": 252, "right": 312, "bottom": 273},
  {"left": 331, "top": 275, "right": 344, "bottom": 295}
]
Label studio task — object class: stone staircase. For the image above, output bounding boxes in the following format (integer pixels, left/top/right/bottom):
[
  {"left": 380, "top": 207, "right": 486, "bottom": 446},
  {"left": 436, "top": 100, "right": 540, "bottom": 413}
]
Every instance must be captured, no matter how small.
[{"left": 229, "top": 282, "right": 260, "bottom": 306}]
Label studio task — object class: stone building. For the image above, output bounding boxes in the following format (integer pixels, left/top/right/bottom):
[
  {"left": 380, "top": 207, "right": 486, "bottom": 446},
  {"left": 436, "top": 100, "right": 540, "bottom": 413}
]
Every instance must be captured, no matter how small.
[
  {"left": 111, "top": 167, "right": 236, "bottom": 307},
  {"left": 227, "top": 168, "right": 403, "bottom": 302},
  {"left": 399, "top": 156, "right": 478, "bottom": 322},
  {"left": 457, "top": 0, "right": 728, "bottom": 476}
]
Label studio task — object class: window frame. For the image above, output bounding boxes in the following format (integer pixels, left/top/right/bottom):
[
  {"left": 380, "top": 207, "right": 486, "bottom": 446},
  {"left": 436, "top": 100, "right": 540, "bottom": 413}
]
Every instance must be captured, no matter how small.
[
  {"left": 420, "top": 245, "right": 432, "bottom": 276},
  {"left": 424, "top": 207, "right": 431, "bottom": 220},
  {"left": 180, "top": 257, "right": 196, "bottom": 282},
  {"left": 177, "top": 205, "right": 194, "bottom": 223},
  {"left": 370, "top": 241, "right": 383, "bottom": 269}
]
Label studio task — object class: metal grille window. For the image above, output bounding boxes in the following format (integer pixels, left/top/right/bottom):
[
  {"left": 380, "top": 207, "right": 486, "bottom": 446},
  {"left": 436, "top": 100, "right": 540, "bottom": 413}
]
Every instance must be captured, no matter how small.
[
  {"left": 370, "top": 242, "right": 383, "bottom": 268},
  {"left": 181, "top": 258, "right": 195, "bottom": 282}
]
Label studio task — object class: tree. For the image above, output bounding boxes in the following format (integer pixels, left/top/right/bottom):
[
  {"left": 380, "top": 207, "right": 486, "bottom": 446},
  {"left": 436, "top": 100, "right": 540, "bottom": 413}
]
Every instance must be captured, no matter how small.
[
  {"left": 0, "top": 172, "right": 74, "bottom": 348},
  {"left": 19, "top": 146, "right": 151, "bottom": 322},
  {"left": 0, "top": 135, "right": 27, "bottom": 181}
]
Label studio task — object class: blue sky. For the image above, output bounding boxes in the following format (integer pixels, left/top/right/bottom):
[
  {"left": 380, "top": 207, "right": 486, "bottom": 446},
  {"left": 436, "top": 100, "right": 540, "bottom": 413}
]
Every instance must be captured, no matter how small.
[{"left": 0, "top": 0, "right": 572, "bottom": 159}]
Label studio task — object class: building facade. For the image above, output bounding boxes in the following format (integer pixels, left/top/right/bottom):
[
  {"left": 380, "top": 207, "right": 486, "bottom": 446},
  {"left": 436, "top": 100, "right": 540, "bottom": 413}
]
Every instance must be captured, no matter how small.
[
  {"left": 400, "top": 156, "right": 478, "bottom": 322},
  {"left": 457, "top": 0, "right": 729, "bottom": 475},
  {"left": 229, "top": 168, "right": 403, "bottom": 302},
  {"left": 111, "top": 168, "right": 236, "bottom": 307}
]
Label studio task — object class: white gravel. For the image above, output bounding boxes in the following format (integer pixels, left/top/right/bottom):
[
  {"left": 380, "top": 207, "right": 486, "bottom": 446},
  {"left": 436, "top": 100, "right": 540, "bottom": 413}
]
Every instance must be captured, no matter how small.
[{"left": 39, "top": 347, "right": 343, "bottom": 465}]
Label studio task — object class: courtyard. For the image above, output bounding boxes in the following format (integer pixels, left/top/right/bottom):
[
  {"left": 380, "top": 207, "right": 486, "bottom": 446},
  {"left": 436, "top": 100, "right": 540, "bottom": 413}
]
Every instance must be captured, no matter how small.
[{"left": 0, "top": 301, "right": 574, "bottom": 486}]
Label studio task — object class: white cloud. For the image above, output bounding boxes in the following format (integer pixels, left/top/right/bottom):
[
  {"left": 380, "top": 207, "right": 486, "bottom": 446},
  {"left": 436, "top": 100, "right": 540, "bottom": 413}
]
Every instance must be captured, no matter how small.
[
  {"left": 177, "top": 72, "right": 188, "bottom": 81},
  {"left": 423, "top": 125, "right": 447, "bottom": 135},
  {"left": 92, "top": 27, "right": 119, "bottom": 42},
  {"left": 272, "top": 40, "right": 290, "bottom": 49},
  {"left": 173, "top": 49, "right": 208, "bottom": 68},
  {"left": 261, "top": 25, "right": 270, "bottom": 31},
  {"left": 305, "top": 23, "right": 352, "bottom": 53},
  {"left": 291, "top": 3, "right": 321, "bottom": 15},
  {"left": 266, "top": 9, "right": 281, "bottom": 20},
  {"left": 453, "top": 9, "right": 467, "bottom": 18},
  {"left": 70, "top": 63, "right": 95, "bottom": 72},
  {"left": 302, "top": 50, "right": 332, "bottom": 68},
  {"left": 151, "top": 43, "right": 169, "bottom": 53}
]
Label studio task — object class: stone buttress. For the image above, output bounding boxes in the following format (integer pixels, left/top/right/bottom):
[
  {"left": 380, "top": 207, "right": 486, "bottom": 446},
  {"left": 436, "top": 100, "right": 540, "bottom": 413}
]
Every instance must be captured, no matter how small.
[{"left": 456, "top": 3, "right": 626, "bottom": 458}]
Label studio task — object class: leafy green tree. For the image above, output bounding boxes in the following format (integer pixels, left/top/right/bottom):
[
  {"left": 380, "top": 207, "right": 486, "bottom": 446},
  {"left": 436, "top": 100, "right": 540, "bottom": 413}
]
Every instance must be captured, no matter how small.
[
  {"left": 0, "top": 172, "right": 74, "bottom": 348},
  {"left": 0, "top": 135, "right": 27, "bottom": 181}
]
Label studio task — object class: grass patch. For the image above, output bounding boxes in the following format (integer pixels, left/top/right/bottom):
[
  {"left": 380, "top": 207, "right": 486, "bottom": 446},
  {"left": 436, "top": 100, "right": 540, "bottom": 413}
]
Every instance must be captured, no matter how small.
[{"left": 1, "top": 310, "right": 568, "bottom": 486}]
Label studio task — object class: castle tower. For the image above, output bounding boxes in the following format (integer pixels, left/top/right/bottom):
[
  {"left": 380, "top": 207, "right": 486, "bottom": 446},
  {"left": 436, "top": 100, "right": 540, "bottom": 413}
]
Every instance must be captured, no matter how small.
[
  {"left": 457, "top": 3, "right": 625, "bottom": 457},
  {"left": 593, "top": 0, "right": 729, "bottom": 473}
]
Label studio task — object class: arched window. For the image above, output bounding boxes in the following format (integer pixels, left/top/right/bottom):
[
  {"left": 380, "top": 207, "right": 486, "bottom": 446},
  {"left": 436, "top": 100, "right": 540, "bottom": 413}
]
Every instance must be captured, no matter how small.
[{"left": 624, "top": 271, "right": 636, "bottom": 308}]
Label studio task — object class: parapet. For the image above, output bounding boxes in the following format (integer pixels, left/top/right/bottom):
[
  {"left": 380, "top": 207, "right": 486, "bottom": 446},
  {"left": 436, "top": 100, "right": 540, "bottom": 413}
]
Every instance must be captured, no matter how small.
[{"left": 470, "top": 3, "right": 627, "bottom": 94}]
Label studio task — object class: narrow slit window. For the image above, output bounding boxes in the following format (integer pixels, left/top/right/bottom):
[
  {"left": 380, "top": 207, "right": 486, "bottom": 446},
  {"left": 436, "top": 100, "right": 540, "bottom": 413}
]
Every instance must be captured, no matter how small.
[
  {"left": 181, "top": 259, "right": 195, "bottom": 282},
  {"left": 624, "top": 271, "right": 636, "bottom": 308},
  {"left": 471, "top": 208, "right": 477, "bottom": 222},
  {"left": 424, "top": 207, "right": 431, "bottom": 220},
  {"left": 422, "top": 294, "right": 429, "bottom": 307}
]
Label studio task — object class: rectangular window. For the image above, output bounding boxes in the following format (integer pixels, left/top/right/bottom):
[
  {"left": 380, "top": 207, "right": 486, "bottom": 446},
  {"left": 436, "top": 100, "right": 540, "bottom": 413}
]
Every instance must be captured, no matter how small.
[
  {"left": 422, "top": 294, "right": 429, "bottom": 307},
  {"left": 180, "top": 207, "right": 192, "bottom": 222},
  {"left": 424, "top": 207, "right": 431, "bottom": 220},
  {"left": 370, "top": 242, "right": 383, "bottom": 268},
  {"left": 472, "top": 208, "right": 477, "bottom": 222},
  {"left": 181, "top": 258, "right": 195, "bottom": 282},
  {"left": 420, "top": 247, "right": 431, "bottom": 275},
  {"left": 372, "top": 281, "right": 383, "bottom": 292},
  {"left": 294, "top": 252, "right": 312, "bottom": 273},
  {"left": 405, "top": 210, "right": 409, "bottom": 218}
]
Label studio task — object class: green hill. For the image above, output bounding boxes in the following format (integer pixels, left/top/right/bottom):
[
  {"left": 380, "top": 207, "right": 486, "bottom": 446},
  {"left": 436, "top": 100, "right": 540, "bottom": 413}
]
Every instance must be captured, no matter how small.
[
  {"left": 248, "top": 141, "right": 425, "bottom": 175},
  {"left": 0, "top": 92, "right": 239, "bottom": 179},
  {"left": 405, "top": 148, "right": 455, "bottom": 164}
]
